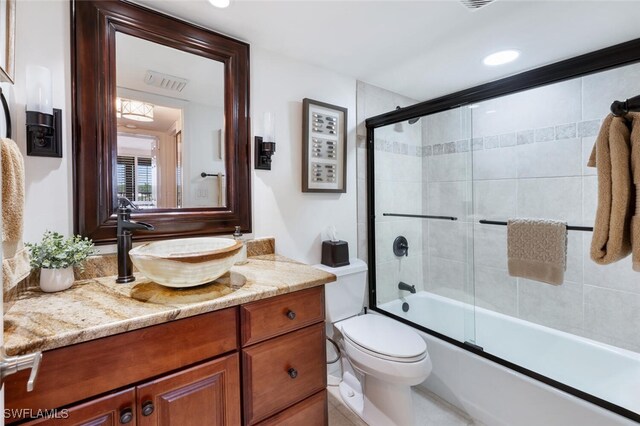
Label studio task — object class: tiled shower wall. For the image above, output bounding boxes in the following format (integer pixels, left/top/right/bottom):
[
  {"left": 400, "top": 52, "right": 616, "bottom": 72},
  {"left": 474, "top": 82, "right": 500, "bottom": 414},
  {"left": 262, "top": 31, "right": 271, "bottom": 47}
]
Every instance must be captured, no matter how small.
[
  {"left": 424, "top": 62, "right": 640, "bottom": 353},
  {"left": 355, "top": 82, "right": 423, "bottom": 305}
]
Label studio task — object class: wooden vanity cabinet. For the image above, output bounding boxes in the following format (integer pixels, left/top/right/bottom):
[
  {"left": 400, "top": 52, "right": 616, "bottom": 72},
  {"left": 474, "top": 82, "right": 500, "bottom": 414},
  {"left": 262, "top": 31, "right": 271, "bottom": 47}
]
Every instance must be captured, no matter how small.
[
  {"left": 240, "top": 286, "right": 328, "bottom": 425},
  {"left": 26, "top": 355, "right": 241, "bottom": 426},
  {"left": 8, "top": 287, "right": 327, "bottom": 426}
]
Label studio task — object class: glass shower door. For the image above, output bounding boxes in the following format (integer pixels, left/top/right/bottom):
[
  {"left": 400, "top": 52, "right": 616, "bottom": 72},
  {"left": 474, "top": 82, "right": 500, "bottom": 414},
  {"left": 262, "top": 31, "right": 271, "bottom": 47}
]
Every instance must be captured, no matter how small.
[{"left": 372, "top": 106, "right": 476, "bottom": 346}]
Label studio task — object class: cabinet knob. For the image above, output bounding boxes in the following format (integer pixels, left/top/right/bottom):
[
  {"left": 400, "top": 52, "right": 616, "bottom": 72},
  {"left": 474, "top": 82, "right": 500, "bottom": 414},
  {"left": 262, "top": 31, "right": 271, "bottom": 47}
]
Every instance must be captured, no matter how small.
[
  {"left": 141, "top": 401, "right": 155, "bottom": 416},
  {"left": 288, "top": 368, "right": 298, "bottom": 379},
  {"left": 119, "top": 408, "right": 133, "bottom": 424},
  {"left": 286, "top": 310, "right": 296, "bottom": 320}
]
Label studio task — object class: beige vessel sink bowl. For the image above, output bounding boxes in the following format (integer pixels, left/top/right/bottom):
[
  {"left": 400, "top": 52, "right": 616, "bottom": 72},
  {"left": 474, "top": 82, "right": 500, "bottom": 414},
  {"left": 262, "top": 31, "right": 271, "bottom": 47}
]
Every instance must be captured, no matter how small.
[{"left": 128, "top": 237, "right": 242, "bottom": 288}]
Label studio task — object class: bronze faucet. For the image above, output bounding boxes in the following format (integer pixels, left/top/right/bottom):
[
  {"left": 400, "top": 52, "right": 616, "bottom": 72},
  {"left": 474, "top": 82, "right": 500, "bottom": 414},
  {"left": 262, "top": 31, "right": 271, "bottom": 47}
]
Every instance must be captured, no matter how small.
[{"left": 116, "top": 197, "right": 154, "bottom": 283}]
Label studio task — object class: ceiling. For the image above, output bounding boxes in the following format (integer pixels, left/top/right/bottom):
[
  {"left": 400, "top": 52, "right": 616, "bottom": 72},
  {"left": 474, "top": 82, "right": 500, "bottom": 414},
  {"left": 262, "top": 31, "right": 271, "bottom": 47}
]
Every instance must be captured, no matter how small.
[
  {"left": 116, "top": 32, "right": 224, "bottom": 108},
  {"left": 131, "top": 0, "right": 640, "bottom": 103}
]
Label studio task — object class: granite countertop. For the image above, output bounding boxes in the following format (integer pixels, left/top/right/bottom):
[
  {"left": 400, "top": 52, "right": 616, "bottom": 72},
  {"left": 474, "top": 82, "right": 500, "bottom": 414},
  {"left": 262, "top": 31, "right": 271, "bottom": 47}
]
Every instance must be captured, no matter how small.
[{"left": 4, "top": 253, "right": 335, "bottom": 356}]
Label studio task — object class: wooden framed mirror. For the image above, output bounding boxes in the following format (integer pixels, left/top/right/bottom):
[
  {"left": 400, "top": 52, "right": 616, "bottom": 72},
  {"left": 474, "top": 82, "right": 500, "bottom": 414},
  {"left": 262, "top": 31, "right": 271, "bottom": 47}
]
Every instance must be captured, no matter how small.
[
  {"left": 72, "top": 0, "right": 251, "bottom": 244},
  {"left": 0, "top": 0, "right": 15, "bottom": 83}
]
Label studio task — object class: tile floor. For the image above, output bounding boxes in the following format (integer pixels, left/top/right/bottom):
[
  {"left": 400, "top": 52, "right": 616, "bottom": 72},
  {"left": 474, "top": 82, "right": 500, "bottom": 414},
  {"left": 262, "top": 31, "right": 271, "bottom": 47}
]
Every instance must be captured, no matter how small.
[{"left": 328, "top": 385, "right": 478, "bottom": 426}]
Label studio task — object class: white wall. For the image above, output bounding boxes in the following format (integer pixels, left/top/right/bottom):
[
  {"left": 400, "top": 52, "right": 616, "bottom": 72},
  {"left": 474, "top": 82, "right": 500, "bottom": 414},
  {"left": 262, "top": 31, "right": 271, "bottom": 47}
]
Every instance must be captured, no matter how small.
[
  {"left": 250, "top": 48, "right": 357, "bottom": 264},
  {"left": 13, "top": 0, "right": 357, "bottom": 265},
  {"left": 13, "top": 0, "right": 73, "bottom": 245}
]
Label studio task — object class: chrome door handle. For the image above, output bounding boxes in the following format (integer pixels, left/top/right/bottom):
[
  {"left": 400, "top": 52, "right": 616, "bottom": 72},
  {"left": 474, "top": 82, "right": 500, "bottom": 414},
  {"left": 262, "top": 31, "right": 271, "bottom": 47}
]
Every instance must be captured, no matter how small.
[{"left": 0, "top": 348, "right": 42, "bottom": 392}]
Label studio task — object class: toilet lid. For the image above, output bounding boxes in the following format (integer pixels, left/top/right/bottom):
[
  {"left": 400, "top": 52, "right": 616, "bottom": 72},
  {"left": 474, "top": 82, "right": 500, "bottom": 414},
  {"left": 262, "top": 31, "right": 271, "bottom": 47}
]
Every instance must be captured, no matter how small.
[{"left": 340, "top": 315, "right": 427, "bottom": 359}]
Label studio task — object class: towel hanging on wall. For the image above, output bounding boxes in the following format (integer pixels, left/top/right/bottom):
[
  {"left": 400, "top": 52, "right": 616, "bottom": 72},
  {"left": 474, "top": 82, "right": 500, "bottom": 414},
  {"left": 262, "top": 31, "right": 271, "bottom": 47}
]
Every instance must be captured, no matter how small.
[
  {"left": 2, "top": 137, "right": 24, "bottom": 259},
  {"left": 217, "top": 172, "right": 224, "bottom": 206},
  {"left": 587, "top": 114, "right": 633, "bottom": 265},
  {"left": 627, "top": 113, "right": 640, "bottom": 271}
]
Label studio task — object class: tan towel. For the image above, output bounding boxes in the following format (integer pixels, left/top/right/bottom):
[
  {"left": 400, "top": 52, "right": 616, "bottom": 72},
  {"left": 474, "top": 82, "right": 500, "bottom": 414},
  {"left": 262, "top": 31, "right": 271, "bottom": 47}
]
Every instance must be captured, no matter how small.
[
  {"left": 507, "top": 219, "right": 567, "bottom": 285},
  {"left": 217, "top": 172, "right": 224, "bottom": 206},
  {"left": 1, "top": 138, "right": 25, "bottom": 259},
  {"left": 628, "top": 113, "right": 640, "bottom": 271},
  {"left": 2, "top": 247, "right": 30, "bottom": 294},
  {"left": 587, "top": 115, "right": 633, "bottom": 265}
]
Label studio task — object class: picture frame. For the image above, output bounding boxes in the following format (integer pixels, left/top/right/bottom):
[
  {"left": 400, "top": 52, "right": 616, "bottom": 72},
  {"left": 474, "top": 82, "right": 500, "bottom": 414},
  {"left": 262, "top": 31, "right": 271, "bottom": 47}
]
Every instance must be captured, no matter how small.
[
  {"left": 0, "top": 0, "right": 15, "bottom": 84},
  {"left": 302, "top": 98, "right": 347, "bottom": 193}
]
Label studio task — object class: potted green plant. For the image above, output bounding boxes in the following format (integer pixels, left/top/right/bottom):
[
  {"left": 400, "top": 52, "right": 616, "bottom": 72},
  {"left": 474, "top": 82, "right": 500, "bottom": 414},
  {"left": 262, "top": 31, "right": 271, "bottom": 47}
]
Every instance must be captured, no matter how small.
[{"left": 26, "top": 231, "right": 95, "bottom": 292}]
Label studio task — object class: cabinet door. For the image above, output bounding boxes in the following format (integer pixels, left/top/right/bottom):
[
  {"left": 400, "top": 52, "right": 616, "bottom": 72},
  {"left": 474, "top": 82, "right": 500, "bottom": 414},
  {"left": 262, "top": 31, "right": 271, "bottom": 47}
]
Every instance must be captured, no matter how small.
[
  {"left": 136, "top": 354, "right": 240, "bottom": 426},
  {"left": 22, "top": 388, "right": 136, "bottom": 426}
]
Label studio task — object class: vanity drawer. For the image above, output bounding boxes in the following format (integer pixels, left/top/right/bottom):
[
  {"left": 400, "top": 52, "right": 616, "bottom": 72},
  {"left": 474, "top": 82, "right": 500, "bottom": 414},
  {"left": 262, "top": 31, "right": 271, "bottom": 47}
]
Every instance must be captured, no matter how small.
[
  {"left": 242, "top": 323, "right": 327, "bottom": 424},
  {"left": 240, "top": 286, "right": 325, "bottom": 346},
  {"left": 255, "top": 390, "right": 327, "bottom": 426}
]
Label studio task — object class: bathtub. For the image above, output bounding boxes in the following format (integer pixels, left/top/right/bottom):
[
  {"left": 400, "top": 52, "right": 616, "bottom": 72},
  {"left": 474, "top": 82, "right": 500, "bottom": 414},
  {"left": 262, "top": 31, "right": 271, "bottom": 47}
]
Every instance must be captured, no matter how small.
[{"left": 378, "top": 291, "right": 640, "bottom": 426}]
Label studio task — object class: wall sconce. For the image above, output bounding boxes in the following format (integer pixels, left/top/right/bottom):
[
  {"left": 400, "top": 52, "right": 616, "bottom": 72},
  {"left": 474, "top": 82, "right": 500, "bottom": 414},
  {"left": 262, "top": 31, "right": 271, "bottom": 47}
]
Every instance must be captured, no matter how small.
[
  {"left": 26, "top": 66, "right": 62, "bottom": 157},
  {"left": 255, "top": 112, "right": 276, "bottom": 170}
]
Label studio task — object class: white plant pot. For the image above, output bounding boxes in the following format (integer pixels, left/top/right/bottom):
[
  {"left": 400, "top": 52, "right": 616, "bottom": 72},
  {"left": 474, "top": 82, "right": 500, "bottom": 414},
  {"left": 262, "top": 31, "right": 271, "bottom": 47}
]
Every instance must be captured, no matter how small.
[{"left": 40, "top": 267, "right": 75, "bottom": 293}]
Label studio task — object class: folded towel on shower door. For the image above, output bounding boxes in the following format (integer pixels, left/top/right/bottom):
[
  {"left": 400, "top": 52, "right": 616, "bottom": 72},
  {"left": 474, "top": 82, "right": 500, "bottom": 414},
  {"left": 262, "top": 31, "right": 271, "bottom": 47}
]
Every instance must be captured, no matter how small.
[
  {"left": 587, "top": 114, "right": 633, "bottom": 265},
  {"left": 627, "top": 113, "right": 640, "bottom": 271},
  {"left": 507, "top": 218, "right": 567, "bottom": 285}
]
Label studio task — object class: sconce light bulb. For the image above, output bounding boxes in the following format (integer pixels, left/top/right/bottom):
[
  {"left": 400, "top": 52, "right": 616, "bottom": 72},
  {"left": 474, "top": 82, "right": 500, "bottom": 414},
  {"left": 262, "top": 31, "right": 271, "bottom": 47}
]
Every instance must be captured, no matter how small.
[
  {"left": 26, "top": 66, "right": 53, "bottom": 116},
  {"left": 208, "top": 0, "right": 230, "bottom": 8},
  {"left": 263, "top": 112, "right": 275, "bottom": 142}
]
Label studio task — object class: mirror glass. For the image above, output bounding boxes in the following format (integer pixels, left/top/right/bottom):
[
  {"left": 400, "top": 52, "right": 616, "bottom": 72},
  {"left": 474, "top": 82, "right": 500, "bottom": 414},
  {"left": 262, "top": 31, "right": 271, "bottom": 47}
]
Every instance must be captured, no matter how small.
[{"left": 116, "top": 32, "right": 225, "bottom": 209}]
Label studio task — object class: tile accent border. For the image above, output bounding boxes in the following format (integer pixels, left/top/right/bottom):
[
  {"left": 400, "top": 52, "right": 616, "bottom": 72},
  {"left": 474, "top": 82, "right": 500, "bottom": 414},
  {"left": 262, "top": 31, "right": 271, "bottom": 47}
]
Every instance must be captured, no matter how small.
[{"left": 373, "top": 119, "right": 602, "bottom": 158}]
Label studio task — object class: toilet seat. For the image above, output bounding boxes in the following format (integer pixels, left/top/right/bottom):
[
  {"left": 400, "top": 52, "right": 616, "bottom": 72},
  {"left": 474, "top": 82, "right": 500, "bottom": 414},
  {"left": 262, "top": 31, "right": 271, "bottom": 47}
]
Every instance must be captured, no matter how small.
[{"left": 339, "top": 314, "right": 427, "bottom": 363}]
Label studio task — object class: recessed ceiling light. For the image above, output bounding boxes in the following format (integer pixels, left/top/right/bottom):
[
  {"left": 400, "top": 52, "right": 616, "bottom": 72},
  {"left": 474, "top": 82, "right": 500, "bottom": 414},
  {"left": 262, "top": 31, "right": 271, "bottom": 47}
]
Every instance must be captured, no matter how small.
[
  {"left": 483, "top": 50, "right": 520, "bottom": 66},
  {"left": 208, "top": 0, "right": 230, "bottom": 8}
]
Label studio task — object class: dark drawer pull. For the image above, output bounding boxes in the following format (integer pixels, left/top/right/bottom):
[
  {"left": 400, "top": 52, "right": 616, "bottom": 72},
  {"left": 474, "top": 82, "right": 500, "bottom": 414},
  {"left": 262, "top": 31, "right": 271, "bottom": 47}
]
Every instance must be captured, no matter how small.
[
  {"left": 142, "top": 401, "right": 155, "bottom": 416},
  {"left": 286, "top": 310, "right": 296, "bottom": 320},
  {"left": 119, "top": 408, "right": 133, "bottom": 424},
  {"left": 288, "top": 368, "right": 298, "bottom": 379}
]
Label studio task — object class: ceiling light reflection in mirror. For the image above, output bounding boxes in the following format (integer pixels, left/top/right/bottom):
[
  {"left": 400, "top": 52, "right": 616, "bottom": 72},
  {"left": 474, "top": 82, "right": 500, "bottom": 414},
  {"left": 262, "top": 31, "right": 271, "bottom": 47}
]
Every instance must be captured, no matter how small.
[
  {"left": 117, "top": 98, "right": 155, "bottom": 122},
  {"left": 116, "top": 32, "right": 225, "bottom": 210}
]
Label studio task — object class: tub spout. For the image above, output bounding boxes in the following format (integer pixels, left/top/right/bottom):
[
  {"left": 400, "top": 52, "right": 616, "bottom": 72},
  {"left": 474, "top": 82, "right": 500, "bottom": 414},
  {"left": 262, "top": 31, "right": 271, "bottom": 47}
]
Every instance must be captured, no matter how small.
[{"left": 398, "top": 281, "right": 416, "bottom": 294}]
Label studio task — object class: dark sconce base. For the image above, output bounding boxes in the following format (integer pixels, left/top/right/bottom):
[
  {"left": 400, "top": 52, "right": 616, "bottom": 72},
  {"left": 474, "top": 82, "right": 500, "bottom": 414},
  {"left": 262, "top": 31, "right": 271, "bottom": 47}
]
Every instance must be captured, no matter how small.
[
  {"left": 254, "top": 136, "right": 276, "bottom": 170},
  {"left": 26, "top": 109, "right": 63, "bottom": 158}
]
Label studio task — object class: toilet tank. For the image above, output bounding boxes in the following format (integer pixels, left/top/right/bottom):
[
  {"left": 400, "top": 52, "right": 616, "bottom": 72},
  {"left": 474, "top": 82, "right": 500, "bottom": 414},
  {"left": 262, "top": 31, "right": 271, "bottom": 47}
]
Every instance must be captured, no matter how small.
[{"left": 314, "top": 259, "right": 368, "bottom": 323}]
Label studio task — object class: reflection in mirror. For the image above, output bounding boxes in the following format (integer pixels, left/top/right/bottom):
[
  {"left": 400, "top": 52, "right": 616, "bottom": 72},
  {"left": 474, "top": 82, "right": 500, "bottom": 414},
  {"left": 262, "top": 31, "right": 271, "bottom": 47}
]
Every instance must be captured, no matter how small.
[{"left": 116, "top": 32, "right": 225, "bottom": 209}]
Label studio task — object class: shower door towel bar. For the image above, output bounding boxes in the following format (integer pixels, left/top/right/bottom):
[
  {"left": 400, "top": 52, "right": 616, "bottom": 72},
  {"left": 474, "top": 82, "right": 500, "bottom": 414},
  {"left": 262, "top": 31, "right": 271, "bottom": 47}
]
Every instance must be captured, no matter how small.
[
  {"left": 479, "top": 219, "right": 593, "bottom": 232},
  {"left": 383, "top": 213, "right": 457, "bottom": 221}
]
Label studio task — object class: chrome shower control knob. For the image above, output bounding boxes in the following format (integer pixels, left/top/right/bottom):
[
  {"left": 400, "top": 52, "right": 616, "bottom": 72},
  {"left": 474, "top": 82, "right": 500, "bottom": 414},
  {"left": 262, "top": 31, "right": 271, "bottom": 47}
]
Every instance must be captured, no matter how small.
[{"left": 393, "top": 236, "right": 409, "bottom": 257}]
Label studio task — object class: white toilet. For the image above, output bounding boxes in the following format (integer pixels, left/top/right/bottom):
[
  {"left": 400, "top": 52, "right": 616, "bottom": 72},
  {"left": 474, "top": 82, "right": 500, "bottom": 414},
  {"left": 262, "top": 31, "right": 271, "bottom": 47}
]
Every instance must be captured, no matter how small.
[{"left": 315, "top": 259, "right": 432, "bottom": 426}]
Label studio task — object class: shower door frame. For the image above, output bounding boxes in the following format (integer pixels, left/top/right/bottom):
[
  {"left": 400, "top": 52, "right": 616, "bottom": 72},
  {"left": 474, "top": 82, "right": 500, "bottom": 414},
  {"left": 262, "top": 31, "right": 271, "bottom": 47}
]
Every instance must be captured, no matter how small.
[{"left": 365, "top": 36, "right": 640, "bottom": 424}]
